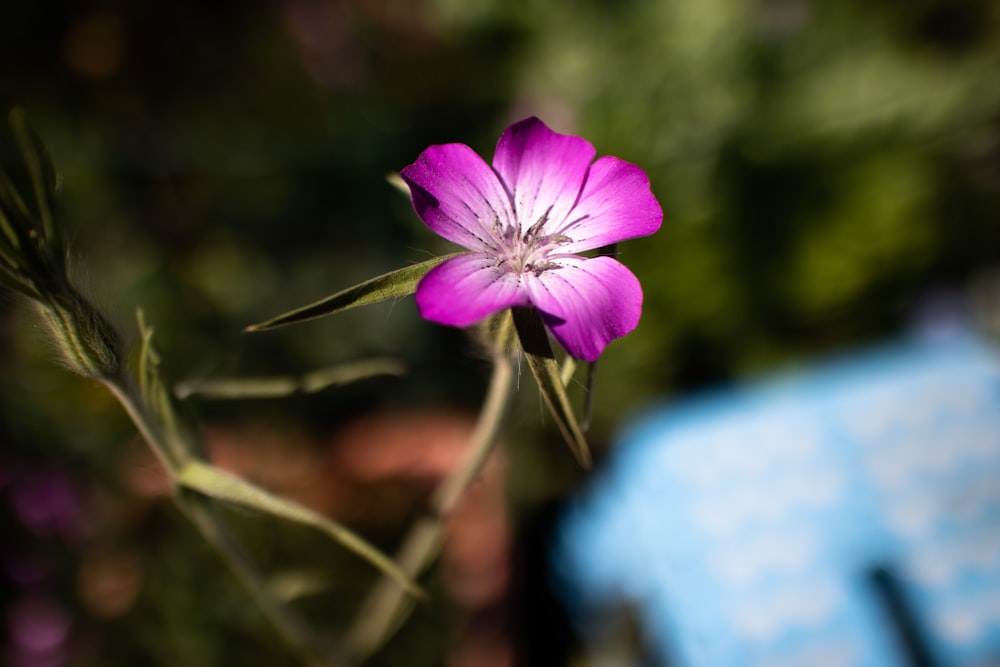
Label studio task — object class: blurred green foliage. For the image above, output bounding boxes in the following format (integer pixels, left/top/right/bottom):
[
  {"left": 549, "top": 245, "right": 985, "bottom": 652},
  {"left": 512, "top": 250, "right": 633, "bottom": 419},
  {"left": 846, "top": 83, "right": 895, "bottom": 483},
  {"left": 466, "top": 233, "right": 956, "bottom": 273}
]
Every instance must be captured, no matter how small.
[{"left": 1, "top": 0, "right": 999, "bottom": 665}]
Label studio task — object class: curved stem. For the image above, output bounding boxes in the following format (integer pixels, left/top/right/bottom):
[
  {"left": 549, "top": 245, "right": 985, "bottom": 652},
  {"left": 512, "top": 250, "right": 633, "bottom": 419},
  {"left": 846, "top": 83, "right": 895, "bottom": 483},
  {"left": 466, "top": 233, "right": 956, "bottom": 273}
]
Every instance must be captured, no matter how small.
[
  {"left": 102, "top": 374, "right": 340, "bottom": 667},
  {"left": 179, "top": 494, "right": 343, "bottom": 667},
  {"left": 344, "top": 346, "right": 516, "bottom": 663}
]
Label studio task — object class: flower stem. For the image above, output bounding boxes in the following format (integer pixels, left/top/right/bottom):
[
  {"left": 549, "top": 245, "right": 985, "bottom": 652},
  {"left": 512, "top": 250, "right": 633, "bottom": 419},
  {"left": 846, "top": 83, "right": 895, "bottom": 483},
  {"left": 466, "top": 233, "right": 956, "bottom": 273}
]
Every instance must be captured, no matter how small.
[{"left": 344, "top": 335, "right": 516, "bottom": 663}]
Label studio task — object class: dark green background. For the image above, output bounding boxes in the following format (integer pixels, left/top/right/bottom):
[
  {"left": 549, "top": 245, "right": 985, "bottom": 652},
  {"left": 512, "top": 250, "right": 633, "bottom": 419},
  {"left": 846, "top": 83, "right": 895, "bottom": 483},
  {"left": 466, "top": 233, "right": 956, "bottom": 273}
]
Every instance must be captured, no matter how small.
[{"left": 1, "top": 0, "right": 998, "bottom": 664}]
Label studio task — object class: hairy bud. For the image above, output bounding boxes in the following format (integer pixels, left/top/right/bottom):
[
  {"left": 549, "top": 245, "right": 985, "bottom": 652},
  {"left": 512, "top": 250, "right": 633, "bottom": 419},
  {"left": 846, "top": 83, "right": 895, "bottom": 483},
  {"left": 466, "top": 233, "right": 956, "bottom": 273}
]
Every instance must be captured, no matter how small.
[{"left": 38, "top": 290, "right": 123, "bottom": 380}]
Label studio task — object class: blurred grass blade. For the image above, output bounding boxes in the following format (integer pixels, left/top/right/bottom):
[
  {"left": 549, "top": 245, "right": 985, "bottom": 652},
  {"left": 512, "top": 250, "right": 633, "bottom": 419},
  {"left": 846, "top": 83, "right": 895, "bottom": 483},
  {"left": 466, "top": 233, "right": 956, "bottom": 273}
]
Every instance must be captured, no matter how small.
[
  {"left": 0, "top": 109, "right": 66, "bottom": 295},
  {"left": 0, "top": 157, "right": 33, "bottom": 253},
  {"left": 385, "top": 171, "right": 409, "bottom": 197},
  {"left": 175, "top": 358, "right": 406, "bottom": 399},
  {"left": 247, "top": 254, "right": 460, "bottom": 331},
  {"left": 0, "top": 204, "right": 22, "bottom": 260},
  {"left": 0, "top": 256, "right": 38, "bottom": 298},
  {"left": 178, "top": 460, "right": 424, "bottom": 599},
  {"left": 9, "top": 109, "right": 60, "bottom": 256},
  {"left": 511, "top": 307, "right": 591, "bottom": 468},
  {"left": 0, "top": 176, "right": 49, "bottom": 290},
  {"left": 268, "top": 570, "right": 334, "bottom": 603}
]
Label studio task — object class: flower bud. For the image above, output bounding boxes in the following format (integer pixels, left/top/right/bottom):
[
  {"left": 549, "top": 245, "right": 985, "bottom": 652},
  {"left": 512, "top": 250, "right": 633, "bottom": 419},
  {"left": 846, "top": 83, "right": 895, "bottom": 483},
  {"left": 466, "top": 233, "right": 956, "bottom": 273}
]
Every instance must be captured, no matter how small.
[{"left": 38, "top": 290, "right": 123, "bottom": 380}]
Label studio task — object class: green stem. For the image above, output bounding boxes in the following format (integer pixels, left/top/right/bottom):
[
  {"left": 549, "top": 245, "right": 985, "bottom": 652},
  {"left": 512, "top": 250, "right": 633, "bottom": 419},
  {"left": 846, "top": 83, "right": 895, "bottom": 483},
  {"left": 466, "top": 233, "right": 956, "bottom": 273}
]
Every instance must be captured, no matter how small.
[
  {"left": 344, "top": 339, "right": 516, "bottom": 663},
  {"left": 103, "top": 377, "right": 182, "bottom": 472},
  {"left": 178, "top": 493, "right": 343, "bottom": 667},
  {"left": 101, "top": 374, "right": 341, "bottom": 667}
]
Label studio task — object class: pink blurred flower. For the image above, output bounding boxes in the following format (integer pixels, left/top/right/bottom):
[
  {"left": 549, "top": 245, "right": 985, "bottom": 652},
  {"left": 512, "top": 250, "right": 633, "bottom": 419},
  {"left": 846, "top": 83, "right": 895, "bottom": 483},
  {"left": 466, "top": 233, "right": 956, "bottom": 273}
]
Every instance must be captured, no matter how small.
[
  {"left": 6, "top": 595, "right": 72, "bottom": 667},
  {"left": 9, "top": 471, "right": 85, "bottom": 542}
]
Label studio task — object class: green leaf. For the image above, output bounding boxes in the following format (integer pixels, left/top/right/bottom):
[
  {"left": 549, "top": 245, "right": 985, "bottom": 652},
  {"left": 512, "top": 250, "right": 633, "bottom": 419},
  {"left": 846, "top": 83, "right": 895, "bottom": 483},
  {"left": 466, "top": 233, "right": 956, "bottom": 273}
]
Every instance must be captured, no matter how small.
[
  {"left": 134, "top": 309, "right": 199, "bottom": 466},
  {"left": 511, "top": 307, "right": 592, "bottom": 468},
  {"left": 246, "top": 254, "right": 461, "bottom": 332},
  {"left": 178, "top": 460, "right": 424, "bottom": 599},
  {"left": 175, "top": 358, "right": 406, "bottom": 399}
]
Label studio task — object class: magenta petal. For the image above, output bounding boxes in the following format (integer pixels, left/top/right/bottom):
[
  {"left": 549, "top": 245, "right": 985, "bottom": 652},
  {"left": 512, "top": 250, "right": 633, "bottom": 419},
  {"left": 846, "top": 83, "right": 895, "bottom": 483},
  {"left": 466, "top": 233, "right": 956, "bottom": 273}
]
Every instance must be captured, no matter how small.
[
  {"left": 492, "top": 118, "right": 596, "bottom": 233},
  {"left": 415, "top": 253, "right": 530, "bottom": 327},
  {"left": 525, "top": 256, "right": 643, "bottom": 361},
  {"left": 401, "top": 143, "right": 514, "bottom": 251},
  {"left": 557, "top": 156, "right": 663, "bottom": 253}
]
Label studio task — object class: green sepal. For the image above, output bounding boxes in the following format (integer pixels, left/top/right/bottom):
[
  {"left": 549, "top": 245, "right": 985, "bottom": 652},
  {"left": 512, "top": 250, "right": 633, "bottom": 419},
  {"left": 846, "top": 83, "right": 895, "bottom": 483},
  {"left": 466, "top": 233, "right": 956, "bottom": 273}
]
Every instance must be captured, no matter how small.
[
  {"left": 175, "top": 358, "right": 405, "bottom": 400},
  {"left": 177, "top": 460, "right": 425, "bottom": 600},
  {"left": 246, "top": 253, "right": 461, "bottom": 332},
  {"left": 511, "top": 307, "right": 592, "bottom": 468}
]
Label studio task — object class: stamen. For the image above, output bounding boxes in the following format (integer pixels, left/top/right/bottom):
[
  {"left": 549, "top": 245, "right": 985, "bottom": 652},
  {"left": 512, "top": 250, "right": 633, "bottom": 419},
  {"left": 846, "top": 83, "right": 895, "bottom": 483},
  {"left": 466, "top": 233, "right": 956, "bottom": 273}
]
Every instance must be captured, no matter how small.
[{"left": 524, "top": 204, "right": 554, "bottom": 241}]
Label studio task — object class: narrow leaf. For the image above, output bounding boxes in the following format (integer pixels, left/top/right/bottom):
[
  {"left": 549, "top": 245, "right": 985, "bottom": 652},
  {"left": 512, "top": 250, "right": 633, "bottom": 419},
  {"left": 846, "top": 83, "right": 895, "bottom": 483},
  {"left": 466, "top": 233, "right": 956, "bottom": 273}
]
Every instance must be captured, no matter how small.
[
  {"left": 9, "top": 109, "right": 60, "bottom": 256},
  {"left": 559, "top": 356, "right": 577, "bottom": 387},
  {"left": 178, "top": 460, "right": 424, "bottom": 599},
  {"left": 246, "top": 254, "right": 460, "bottom": 332},
  {"left": 556, "top": 355, "right": 595, "bottom": 432},
  {"left": 0, "top": 175, "right": 34, "bottom": 255},
  {"left": 268, "top": 570, "right": 333, "bottom": 602},
  {"left": 0, "top": 252, "right": 38, "bottom": 298},
  {"left": 175, "top": 358, "right": 406, "bottom": 400},
  {"left": 385, "top": 172, "right": 409, "bottom": 197},
  {"left": 0, "top": 204, "right": 22, "bottom": 260},
  {"left": 134, "top": 310, "right": 200, "bottom": 466},
  {"left": 136, "top": 309, "right": 158, "bottom": 402},
  {"left": 511, "top": 307, "right": 591, "bottom": 467},
  {"left": 0, "top": 168, "right": 55, "bottom": 288},
  {"left": 582, "top": 360, "right": 597, "bottom": 432}
]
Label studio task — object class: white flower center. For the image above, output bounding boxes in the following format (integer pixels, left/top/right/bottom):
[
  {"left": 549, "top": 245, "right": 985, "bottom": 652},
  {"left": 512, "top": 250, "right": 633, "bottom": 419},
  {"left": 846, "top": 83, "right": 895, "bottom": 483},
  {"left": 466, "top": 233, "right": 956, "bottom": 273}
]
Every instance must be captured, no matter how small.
[{"left": 490, "top": 208, "right": 572, "bottom": 277}]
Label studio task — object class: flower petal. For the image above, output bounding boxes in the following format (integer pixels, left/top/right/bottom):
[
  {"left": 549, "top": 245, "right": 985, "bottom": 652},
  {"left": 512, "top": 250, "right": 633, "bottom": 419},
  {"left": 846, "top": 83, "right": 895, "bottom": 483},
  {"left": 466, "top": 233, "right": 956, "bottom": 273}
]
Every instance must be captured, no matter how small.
[
  {"left": 492, "top": 117, "right": 596, "bottom": 235},
  {"left": 525, "top": 256, "right": 643, "bottom": 361},
  {"left": 415, "top": 253, "right": 530, "bottom": 327},
  {"left": 556, "top": 156, "right": 663, "bottom": 253},
  {"left": 401, "top": 143, "right": 514, "bottom": 251}
]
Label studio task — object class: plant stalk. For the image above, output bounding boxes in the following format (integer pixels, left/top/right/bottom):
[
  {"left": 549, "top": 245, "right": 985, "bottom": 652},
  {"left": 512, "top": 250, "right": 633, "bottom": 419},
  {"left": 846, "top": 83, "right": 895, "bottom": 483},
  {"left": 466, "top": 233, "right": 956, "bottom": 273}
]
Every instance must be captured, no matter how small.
[
  {"left": 102, "top": 373, "right": 341, "bottom": 667},
  {"left": 344, "top": 342, "right": 515, "bottom": 663}
]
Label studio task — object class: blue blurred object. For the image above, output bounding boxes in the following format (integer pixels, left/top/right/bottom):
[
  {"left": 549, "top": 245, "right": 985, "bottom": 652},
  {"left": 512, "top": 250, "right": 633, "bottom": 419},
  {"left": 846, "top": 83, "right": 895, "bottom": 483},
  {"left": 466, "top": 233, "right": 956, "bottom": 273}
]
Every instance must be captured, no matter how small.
[{"left": 555, "top": 332, "right": 1000, "bottom": 667}]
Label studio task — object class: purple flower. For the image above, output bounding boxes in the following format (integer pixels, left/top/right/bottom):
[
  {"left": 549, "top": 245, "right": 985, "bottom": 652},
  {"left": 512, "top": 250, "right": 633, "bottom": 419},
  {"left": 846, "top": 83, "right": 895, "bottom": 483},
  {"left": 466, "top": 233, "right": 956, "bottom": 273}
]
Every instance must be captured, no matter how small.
[{"left": 402, "top": 118, "right": 662, "bottom": 361}]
